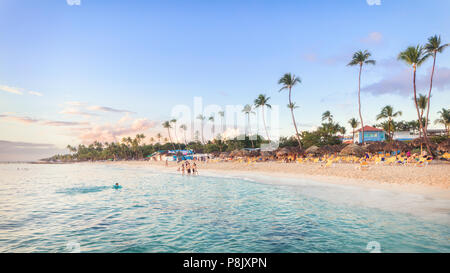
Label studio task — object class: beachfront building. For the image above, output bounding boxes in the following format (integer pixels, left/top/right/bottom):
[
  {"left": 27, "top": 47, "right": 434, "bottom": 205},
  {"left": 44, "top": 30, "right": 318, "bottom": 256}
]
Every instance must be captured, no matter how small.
[
  {"left": 393, "top": 129, "right": 447, "bottom": 141},
  {"left": 354, "top": 126, "right": 386, "bottom": 144},
  {"left": 393, "top": 131, "right": 420, "bottom": 141}
]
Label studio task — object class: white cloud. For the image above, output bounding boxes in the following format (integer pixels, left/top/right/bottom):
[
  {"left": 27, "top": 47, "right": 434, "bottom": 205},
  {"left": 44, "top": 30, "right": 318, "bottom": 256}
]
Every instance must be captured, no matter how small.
[
  {"left": 367, "top": 0, "right": 381, "bottom": 6},
  {"left": 28, "top": 91, "right": 43, "bottom": 96},
  {"left": 87, "top": 105, "right": 134, "bottom": 114},
  {"left": 0, "top": 85, "right": 23, "bottom": 95},
  {"left": 362, "top": 32, "right": 383, "bottom": 44},
  {"left": 66, "top": 0, "right": 81, "bottom": 6}
]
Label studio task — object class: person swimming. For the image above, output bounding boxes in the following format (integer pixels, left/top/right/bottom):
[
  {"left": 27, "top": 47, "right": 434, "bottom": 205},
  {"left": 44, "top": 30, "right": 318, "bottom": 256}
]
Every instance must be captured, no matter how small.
[{"left": 113, "top": 183, "right": 122, "bottom": 189}]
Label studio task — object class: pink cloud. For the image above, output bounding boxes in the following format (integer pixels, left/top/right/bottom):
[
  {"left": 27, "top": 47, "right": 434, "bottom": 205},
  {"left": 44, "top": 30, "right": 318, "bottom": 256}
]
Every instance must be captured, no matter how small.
[{"left": 74, "top": 118, "right": 157, "bottom": 144}]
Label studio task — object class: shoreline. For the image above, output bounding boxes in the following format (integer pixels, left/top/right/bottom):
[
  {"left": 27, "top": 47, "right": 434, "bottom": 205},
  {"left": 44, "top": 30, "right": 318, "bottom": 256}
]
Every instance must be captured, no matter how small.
[{"left": 93, "top": 160, "right": 450, "bottom": 200}]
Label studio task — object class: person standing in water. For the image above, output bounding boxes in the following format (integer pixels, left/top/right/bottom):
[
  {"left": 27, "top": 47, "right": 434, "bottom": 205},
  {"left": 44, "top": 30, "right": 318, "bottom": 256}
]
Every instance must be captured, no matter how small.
[{"left": 192, "top": 162, "right": 198, "bottom": 175}]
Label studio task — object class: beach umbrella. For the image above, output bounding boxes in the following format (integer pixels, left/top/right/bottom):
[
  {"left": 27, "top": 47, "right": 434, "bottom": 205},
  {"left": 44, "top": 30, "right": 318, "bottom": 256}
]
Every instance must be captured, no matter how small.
[
  {"left": 437, "top": 139, "right": 450, "bottom": 152},
  {"left": 288, "top": 146, "right": 304, "bottom": 155},
  {"left": 340, "top": 144, "right": 365, "bottom": 157},
  {"left": 305, "top": 145, "right": 320, "bottom": 155},
  {"left": 276, "top": 147, "right": 290, "bottom": 157}
]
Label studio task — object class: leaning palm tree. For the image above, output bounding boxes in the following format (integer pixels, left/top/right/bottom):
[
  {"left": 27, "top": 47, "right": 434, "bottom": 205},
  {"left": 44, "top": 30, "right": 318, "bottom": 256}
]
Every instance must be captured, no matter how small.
[
  {"left": 424, "top": 35, "right": 448, "bottom": 134},
  {"left": 196, "top": 114, "right": 206, "bottom": 144},
  {"left": 348, "top": 50, "right": 376, "bottom": 143},
  {"left": 278, "top": 73, "right": 302, "bottom": 148},
  {"left": 162, "top": 121, "right": 176, "bottom": 150},
  {"left": 376, "top": 105, "right": 402, "bottom": 140},
  {"left": 398, "top": 45, "right": 432, "bottom": 153},
  {"left": 179, "top": 124, "right": 188, "bottom": 144},
  {"left": 434, "top": 108, "right": 450, "bottom": 136},
  {"left": 348, "top": 118, "right": 360, "bottom": 143},
  {"left": 416, "top": 94, "right": 428, "bottom": 138},
  {"left": 242, "top": 104, "right": 255, "bottom": 148},
  {"left": 254, "top": 94, "right": 272, "bottom": 142}
]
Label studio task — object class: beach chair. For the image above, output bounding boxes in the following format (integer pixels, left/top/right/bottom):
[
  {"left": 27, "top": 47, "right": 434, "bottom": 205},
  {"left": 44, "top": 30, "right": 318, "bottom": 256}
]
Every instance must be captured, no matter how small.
[{"left": 359, "top": 161, "right": 370, "bottom": 171}]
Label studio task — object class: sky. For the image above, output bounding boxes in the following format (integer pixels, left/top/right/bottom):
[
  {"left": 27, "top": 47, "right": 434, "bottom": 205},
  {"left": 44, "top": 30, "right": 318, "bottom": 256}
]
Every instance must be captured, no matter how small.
[{"left": 0, "top": 0, "right": 449, "bottom": 161}]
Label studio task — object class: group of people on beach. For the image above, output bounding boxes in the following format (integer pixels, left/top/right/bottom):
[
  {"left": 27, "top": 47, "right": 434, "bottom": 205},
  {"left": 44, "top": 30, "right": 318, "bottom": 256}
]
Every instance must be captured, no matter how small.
[{"left": 177, "top": 161, "right": 198, "bottom": 175}]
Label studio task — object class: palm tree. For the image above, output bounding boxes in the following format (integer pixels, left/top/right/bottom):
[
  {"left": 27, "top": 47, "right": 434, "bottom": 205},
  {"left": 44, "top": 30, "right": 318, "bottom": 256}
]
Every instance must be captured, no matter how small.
[
  {"left": 170, "top": 119, "right": 181, "bottom": 150},
  {"left": 416, "top": 94, "right": 428, "bottom": 138},
  {"left": 322, "top": 110, "right": 334, "bottom": 123},
  {"left": 162, "top": 121, "right": 176, "bottom": 150},
  {"left": 218, "top": 111, "right": 225, "bottom": 135},
  {"left": 348, "top": 118, "right": 360, "bottom": 143},
  {"left": 196, "top": 114, "right": 206, "bottom": 144},
  {"left": 424, "top": 35, "right": 448, "bottom": 135},
  {"left": 254, "top": 94, "right": 272, "bottom": 142},
  {"left": 348, "top": 50, "right": 376, "bottom": 143},
  {"left": 398, "top": 45, "right": 432, "bottom": 154},
  {"left": 376, "top": 105, "right": 402, "bottom": 140},
  {"left": 242, "top": 104, "right": 255, "bottom": 148},
  {"left": 180, "top": 124, "right": 188, "bottom": 144},
  {"left": 66, "top": 145, "right": 77, "bottom": 153},
  {"left": 434, "top": 108, "right": 450, "bottom": 136},
  {"left": 156, "top": 133, "right": 162, "bottom": 143},
  {"left": 208, "top": 115, "right": 215, "bottom": 141},
  {"left": 278, "top": 73, "right": 302, "bottom": 148}
]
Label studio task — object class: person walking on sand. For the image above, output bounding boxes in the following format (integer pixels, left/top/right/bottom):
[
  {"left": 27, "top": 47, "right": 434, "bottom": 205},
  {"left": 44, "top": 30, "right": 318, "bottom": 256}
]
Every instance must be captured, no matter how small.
[{"left": 165, "top": 159, "right": 168, "bottom": 167}]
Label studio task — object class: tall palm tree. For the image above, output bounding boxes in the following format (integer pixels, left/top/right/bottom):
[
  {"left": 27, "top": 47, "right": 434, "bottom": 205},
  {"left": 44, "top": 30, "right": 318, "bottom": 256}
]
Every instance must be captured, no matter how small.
[
  {"left": 218, "top": 111, "right": 225, "bottom": 135},
  {"left": 162, "top": 121, "right": 176, "bottom": 150},
  {"left": 376, "top": 105, "right": 402, "bottom": 140},
  {"left": 424, "top": 35, "right": 448, "bottom": 135},
  {"left": 208, "top": 115, "right": 215, "bottom": 141},
  {"left": 170, "top": 119, "right": 181, "bottom": 150},
  {"left": 398, "top": 45, "right": 432, "bottom": 154},
  {"left": 278, "top": 73, "right": 302, "bottom": 148},
  {"left": 348, "top": 50, "right": 376, "bottom": 143},
  {"left": 434, "top": 108, "right": 450, "bottom": 136},
  {"left": 179, "top": 124, "right": 188, "bottom": 144},
  {"left": 322, "top": 110, "right": 334, "bottom": 123},
  {"left": 156, "top": 133, "right": 162, "bottom": 143},
  {"left": 196, "top": 114, "right": 206, "bottom": 144},
  {"left": 254, "top": 94, "right": 272, "bottom": 142},
  {"left": 242, "top": 104, "right": 255, "bottom": 148},
  {"left": 416, "top": 94, "right": 428, "bottom": 138},
  {"left": 348, "top": 118, "right": 360, "bottom": 143}
]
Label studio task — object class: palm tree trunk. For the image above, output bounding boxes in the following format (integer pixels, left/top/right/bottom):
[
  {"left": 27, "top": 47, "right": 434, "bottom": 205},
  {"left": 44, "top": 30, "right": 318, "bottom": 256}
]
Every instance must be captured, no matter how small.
[
  {"left": 248, "top": 114, "right": 254, "bottom": 148},
  {"left": 388, "top": 118, "right": 391, "bottom": 141},
  {"left": 167, "top": 129, "right": 176, "bottom": 151},
  {"left": 412, "top": 65, "right": 432, "bottom": 155},
  {"left": 173, "top": 124, "right": 182, "bottom": 150},
  {"left": 358, "top": 64, "right": 365, "bottom": 144},
  {"left": 352, "top": 129, "right": 355, "bottom": 143},
  {"left": 289, "top": 87, "right": 302, "bottom": 148},
  {"left": 262, "top": 107, "right": 270, "bottom": 142},
  {"left": 425, "top": 53, "right": 436, "bottom": 137},
  {"left": 201, "top": 120, "right": 205, "bottom": 145}
]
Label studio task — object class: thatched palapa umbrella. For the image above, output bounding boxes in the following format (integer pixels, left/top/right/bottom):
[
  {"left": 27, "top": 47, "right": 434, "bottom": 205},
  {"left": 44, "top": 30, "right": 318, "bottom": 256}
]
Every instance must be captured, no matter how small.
[{"left": 340, "top": 144, "right": 365, "bottom": 157}]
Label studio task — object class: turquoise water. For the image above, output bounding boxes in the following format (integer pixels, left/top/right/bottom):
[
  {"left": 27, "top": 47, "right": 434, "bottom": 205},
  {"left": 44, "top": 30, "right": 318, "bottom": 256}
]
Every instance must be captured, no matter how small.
[{"left": 0, "top": 163, "right": 449, "bottom": 253}]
